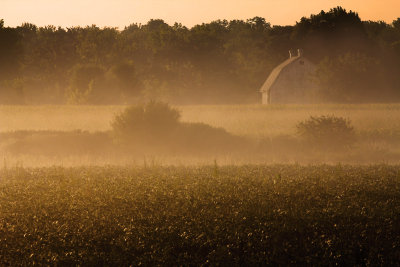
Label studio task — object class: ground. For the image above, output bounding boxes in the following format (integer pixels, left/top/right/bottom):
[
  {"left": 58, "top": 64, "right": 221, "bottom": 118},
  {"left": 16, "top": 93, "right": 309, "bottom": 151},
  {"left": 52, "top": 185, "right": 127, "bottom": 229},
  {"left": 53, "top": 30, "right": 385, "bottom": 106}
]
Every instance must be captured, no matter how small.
[
  {"left": 1, "top": 104, "right": 400, "bottom": 166},
  {"left": 1, "top": 104, "right": 399, "bottom": 264}
]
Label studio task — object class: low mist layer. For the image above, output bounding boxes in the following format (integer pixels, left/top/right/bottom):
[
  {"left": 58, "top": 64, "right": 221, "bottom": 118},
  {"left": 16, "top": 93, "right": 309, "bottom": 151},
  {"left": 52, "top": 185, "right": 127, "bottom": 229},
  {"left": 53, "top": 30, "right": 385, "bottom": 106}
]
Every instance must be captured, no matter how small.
[{"left": 1, "top": 103, "right": 400, "bottom": 167}]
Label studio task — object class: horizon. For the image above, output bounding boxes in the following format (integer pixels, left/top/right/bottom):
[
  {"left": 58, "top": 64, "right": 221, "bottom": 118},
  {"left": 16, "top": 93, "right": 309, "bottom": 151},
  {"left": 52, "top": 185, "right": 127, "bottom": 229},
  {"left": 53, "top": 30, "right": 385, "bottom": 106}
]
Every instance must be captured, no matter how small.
[{"left": 2, "top": 0, "right": 400, "bottom": 29}]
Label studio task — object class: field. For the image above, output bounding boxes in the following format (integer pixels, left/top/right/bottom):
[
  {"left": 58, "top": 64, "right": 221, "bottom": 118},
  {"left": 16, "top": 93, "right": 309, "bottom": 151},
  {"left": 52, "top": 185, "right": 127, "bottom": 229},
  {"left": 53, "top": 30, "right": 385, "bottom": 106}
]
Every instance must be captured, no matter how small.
[
  {"left": 2, "top": 104, "right": 400, "bottom": 137},
  {"left": 1, "top": 104, "right": 400, "bottom": 265},
  {"left": 1, "top": 164, "right": 399, "bottom": 265},
  {"left": 1, "top": 104, "right": 400, "bottom": 166}
]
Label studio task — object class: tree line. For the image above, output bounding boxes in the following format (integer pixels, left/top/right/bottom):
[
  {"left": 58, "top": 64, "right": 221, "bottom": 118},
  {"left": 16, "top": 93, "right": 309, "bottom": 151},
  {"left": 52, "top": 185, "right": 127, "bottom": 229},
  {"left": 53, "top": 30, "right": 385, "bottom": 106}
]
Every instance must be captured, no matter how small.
[{"left": 1, "top": 6, "right": 400, "bottom": 104}]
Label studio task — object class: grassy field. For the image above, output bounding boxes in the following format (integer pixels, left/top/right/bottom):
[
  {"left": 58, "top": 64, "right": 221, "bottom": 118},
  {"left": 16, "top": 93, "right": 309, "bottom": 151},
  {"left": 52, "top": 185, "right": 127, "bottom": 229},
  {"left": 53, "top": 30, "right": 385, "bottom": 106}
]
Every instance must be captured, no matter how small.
[
  {"left": 1, "top": 105, "right": 400, "bottom": 265},
  {"left": 2, "top": 104, "right": 400, "bottom": 137},
  {"left": 1, "top": 164, "right": 399, "bottom": 265},
  {"left": 1, "top": 104, "right": 400, "bottom": 166}
]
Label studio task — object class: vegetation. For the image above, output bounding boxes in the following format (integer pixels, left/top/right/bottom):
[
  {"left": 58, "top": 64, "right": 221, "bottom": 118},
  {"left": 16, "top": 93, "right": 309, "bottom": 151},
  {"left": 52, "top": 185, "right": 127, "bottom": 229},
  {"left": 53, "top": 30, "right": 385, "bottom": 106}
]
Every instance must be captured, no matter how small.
[
  {"left": 2, "top": 130, "right": 113, "bottom": 157},
  {"left": 111, "top": 102, "right": 246, "bottom": 154},
  {"left": 1, "top": 7, "right": 400, "bottom": 104},
  {"left": 111, "top": 101, "right": 181, "bottom": 144},
  {"left": 1, "top": 6, "right": 399, "bottom": 264},
  {"left": 0, "top": 165, "right": 399, "bottom": 265},
  {"left": 1, "top": 104, "right": 400, "bottom": 166},
  {"left": 297, "top": 115, "right": 356, "bottom": 150},
  {"left": 2, "top": 104, "right": 400, "bottom": 136}
]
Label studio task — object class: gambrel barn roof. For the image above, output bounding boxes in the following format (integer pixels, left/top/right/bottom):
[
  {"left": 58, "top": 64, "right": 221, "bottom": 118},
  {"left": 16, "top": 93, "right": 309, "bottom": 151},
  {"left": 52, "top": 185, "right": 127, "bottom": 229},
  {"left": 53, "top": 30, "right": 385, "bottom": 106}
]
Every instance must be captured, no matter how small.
[
  {"left": 259, "top": 49, "right": 319, "bottom": 104},
  {"left": 259, "top": 54, "right": 302, "bottom": 94}
]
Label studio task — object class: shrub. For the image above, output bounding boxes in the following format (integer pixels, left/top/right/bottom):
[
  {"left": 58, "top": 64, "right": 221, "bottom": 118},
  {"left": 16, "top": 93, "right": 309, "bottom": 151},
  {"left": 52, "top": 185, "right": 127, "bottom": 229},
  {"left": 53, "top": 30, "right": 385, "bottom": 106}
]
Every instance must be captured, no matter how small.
[
  {"left": 111, "top": 101, "right": 246, "bottom": 155},
  {"left": 174, "top": 122, "right": 246, "bottom": 154},
  {"left": 111, "top": 101, "right": 181, "bottom": 149},
  {"left": 297, "top": 115, "right": 356, "bottom": 150}
]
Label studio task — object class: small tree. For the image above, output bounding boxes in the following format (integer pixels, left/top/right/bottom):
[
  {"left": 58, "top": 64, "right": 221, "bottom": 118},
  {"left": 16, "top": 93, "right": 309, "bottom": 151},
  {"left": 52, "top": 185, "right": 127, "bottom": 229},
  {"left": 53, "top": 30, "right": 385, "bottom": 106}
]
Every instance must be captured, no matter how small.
[
  {"left": 297, "top": 115, "right": 356, "bottom": 150},
  {"left": 111, "top": 101, "right": 180, "bottom": 149}
]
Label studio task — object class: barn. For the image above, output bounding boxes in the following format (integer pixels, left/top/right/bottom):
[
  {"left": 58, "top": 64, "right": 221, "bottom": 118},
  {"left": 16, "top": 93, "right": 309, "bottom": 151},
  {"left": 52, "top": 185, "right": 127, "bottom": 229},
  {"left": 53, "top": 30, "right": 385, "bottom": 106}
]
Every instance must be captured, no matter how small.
[{"left": 260, "top": 49, "right": 319, "bottom": 104}]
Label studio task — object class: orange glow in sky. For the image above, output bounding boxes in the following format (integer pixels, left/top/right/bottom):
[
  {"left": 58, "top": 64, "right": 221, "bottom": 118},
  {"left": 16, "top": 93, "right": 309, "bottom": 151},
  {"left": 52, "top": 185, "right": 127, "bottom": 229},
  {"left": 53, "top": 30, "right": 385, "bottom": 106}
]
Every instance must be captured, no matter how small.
[{"left": 2, "top": 0, "right": 400, "bottom": 28}]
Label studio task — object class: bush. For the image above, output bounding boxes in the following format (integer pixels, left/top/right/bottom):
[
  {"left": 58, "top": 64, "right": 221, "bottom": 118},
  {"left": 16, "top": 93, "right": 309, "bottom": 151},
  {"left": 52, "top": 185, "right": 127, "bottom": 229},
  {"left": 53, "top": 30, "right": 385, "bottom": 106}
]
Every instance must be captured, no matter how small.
[
  {"left": 111, "top": 101, "right": 246, "bottom": 155},
  {"left": 174, "top": 122, "right": 246, "bottom": 154},
  {"left": 297, "top": 115, "right": 356, "bottom": 150},
  {"left": 111, "top": 101, "right": 181, "bottom": 150}
]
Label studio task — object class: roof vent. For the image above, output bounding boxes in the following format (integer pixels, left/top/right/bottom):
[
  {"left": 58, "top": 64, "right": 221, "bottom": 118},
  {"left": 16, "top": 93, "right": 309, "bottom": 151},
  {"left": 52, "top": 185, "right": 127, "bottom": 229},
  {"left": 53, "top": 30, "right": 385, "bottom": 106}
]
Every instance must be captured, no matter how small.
[
  {"left": 297, "top": 49, "right": 303, "bottom": 57},
  {"left": 289, "top": 50, "right": 293, "bottom": 58}
]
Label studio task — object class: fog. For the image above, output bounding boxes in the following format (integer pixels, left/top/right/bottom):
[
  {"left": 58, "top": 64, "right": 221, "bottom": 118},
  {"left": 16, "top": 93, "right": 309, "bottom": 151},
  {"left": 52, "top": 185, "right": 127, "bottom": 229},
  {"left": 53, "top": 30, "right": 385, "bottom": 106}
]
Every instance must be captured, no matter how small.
[
  {"left": 1, "top": 104, "right": 399, "bottom": 168},
  {"left": 1, "top": 7, "right": 400, "bottom": 166},
  {"left": 2, "top": 5, "right": 400, "bottom": 267}
]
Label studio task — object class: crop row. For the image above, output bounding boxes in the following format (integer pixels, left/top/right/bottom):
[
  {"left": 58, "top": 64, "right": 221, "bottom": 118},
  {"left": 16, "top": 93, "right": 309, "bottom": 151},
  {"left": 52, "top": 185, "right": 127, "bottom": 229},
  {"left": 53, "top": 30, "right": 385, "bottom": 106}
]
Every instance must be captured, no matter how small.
[{"left": 0, "top": 165, "right": 399, "bottom": 265}]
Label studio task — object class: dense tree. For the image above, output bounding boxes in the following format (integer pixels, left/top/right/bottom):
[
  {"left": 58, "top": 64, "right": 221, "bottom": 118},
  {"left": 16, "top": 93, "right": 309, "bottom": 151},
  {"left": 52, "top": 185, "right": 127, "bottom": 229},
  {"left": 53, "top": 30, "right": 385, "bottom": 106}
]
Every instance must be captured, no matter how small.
[
  {"left": 292, "top": 7, "right": 368, "bottom": 61},
  {"left": 0, "top": 19, "right": 21, "bottom": 80},
  {"left": 0, "top": 7, "right": 399, "bottom": 104},
  {"left": 0, "top": 19, "right": 23, "bottom": 104},
  {"left": 316, "top": 53, "right": 388, "bottom": 102}
]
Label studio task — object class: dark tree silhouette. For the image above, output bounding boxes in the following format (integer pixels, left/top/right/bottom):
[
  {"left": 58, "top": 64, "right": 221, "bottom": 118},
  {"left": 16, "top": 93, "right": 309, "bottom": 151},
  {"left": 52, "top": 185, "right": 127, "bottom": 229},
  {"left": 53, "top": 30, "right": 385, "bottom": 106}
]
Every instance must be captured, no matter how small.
[{"left": 0, "top": 6, "right": 399, "bottom": 104}]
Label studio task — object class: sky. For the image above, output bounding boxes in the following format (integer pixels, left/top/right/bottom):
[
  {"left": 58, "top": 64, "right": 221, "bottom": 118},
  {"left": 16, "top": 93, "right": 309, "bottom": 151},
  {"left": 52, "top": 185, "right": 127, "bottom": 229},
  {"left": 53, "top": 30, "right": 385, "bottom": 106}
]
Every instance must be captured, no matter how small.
[{"left": 2, "top": 0, "right": 400, "bottom": 29}]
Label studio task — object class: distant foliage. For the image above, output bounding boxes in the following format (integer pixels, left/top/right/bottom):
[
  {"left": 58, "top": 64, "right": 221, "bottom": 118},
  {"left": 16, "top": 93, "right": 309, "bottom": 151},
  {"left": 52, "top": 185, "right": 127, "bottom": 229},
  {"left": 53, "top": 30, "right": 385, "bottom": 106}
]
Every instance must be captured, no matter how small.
[
  {"left": 316, "top": 53, "right": 387, "bottom": 102},
  {"left": 297, "top": 115, "right": 356, "bottom": 149},
  {"left": 66, "top": 64, "right": 105, "bottom": 104},
  {"left": 111, "top": 101, "right": 180, "bottom": 145},
  {"left": 109, "top": 61, "right": 140, "bottom": 99},
  {"left": 0, "top": 78, "right": 25, "bottom": 104},
  {"left": 2, "top": 6, "right": 400, "bottom": 104},
  {"left": 66, "top": 63, "right": 136, "bottom": 104},
  {"left": 175, "top": 122, "right": 245, "bottom": 154},
  {"left": 111, "top": 101, "right": 245, "bottom": 154}
]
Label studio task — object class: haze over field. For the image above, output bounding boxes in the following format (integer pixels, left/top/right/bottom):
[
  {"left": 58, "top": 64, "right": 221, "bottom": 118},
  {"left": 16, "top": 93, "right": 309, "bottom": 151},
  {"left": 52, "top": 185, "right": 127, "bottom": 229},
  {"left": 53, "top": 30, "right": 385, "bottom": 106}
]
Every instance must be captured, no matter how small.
[
  {"left": 1, "top": 3, "right": 400, "bottom": 265},
  {"left": 1, "top": 104, "right": 400, "bottom": 167},
  {"left": 0, "top": 3, "right": 399, "bottom": 164}
]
